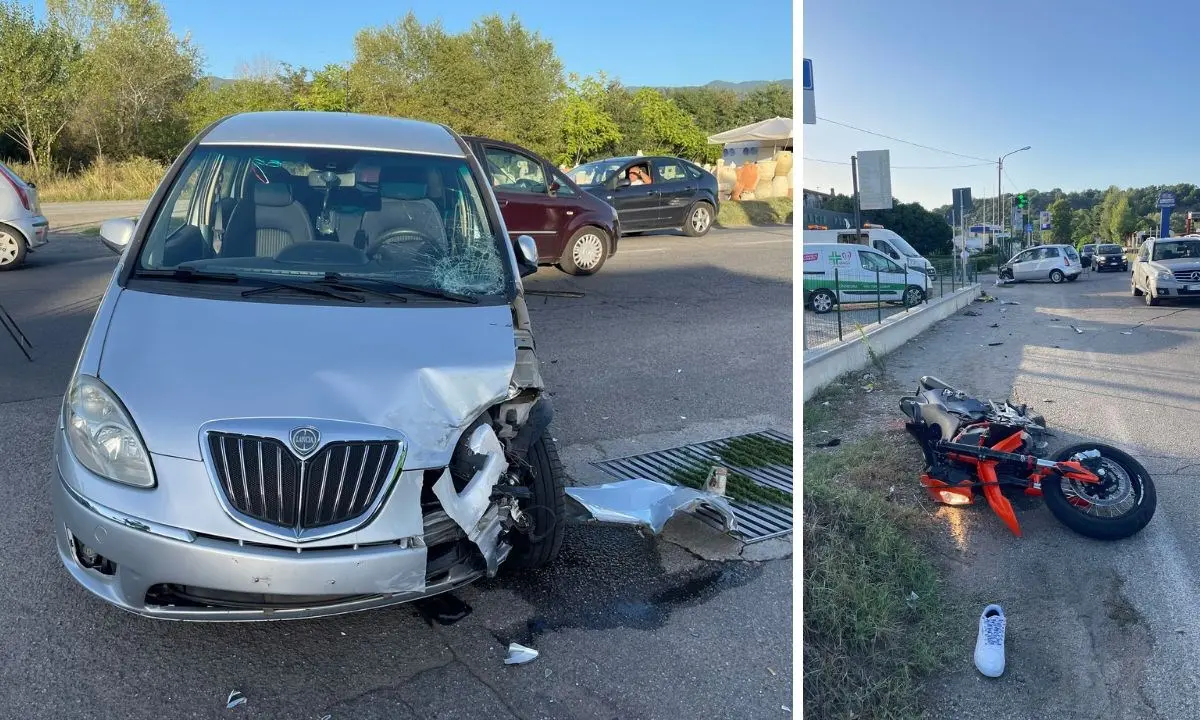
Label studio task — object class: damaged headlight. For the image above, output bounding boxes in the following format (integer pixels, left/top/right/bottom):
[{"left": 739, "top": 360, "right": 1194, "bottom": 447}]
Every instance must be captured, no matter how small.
[
  {"left": 64, "top": 375, "right": 155, "bottom": 488},
  {"left": 1157, "top": 270, "right": 1174, "bottom": 281}
]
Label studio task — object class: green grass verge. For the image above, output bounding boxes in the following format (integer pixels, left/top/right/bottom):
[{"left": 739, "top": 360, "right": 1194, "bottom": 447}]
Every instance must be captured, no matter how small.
[
  {"left": 10, "top": 157, "right": 165, "bottom": 203},
  {"left": 716, "top": 197, "right": 793, "bottom": 228},
  {"left": 803, "top": 428, "right": 948, "bottom": 720}
]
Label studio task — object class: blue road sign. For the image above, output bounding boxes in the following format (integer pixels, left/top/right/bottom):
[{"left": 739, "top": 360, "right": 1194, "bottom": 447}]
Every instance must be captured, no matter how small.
[
  {"left": 1159, "top": 191, "right": 1176, "bottom": 208},
  {"left": 1025, "top": 224, "right": 1033, "bottom": 233},
  {"left": 803, "top": 59, "right": 813, "bottom": 90}
]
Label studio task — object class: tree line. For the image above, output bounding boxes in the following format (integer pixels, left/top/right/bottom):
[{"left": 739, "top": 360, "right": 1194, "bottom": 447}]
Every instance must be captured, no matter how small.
[
  {"left": 0, "top": 0, "right": 793, "bottom": 178},
  {"left": 817, "top": 194, "right": 955, "bottom": 256}
]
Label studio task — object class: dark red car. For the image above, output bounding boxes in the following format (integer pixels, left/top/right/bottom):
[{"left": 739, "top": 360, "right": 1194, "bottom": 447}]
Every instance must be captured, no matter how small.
[{"left": 463, "top": 136, "right": 620, "bottom": 276}]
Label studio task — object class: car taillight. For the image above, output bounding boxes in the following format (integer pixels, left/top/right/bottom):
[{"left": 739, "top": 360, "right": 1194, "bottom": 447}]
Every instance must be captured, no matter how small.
[
  {"left": 1064, "top": 257, "right": 1071, "bottom": 266},
  {"left": 0, "top": 166, "right": 30, "bottom": 211}
]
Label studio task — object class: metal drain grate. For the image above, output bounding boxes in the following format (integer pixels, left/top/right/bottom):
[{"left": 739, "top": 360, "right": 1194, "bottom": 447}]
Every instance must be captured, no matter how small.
[{"left": 591, "top": 429, "right": 793, "bottom": 543}]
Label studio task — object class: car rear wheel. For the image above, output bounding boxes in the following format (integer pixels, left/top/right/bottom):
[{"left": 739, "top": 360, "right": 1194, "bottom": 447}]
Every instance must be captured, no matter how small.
[
  {"left": 559, "top": 227, "right": 608, "bottom": 276},
  {"left": 0, "top": 226, "right": 27, "bottom": 271},
  {"left": 810, "top": 288, "right": 836, "bottom": 314},
  {"left": 682, "top": 201, "right": 714, "bottom": 237},
  {"left": 902, "top": 285, "right": 925, "bottom": 307},
  {"left": 1050, "top": 269, "right": 1065, "bottom": 283}
]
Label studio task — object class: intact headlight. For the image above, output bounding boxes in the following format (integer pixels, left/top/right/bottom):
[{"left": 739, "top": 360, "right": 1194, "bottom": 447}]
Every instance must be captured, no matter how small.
[
  {"left": 64, "top": 375, "right": 155, "bottom": 488},
  {"left": 1157, "top": 270, "right": 1174, "bottom": 281}
]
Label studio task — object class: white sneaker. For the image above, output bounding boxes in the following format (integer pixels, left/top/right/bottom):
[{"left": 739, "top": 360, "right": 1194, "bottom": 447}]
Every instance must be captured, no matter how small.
[{"left": 974, "top": 604, "right": 1006, "bottom": 677}]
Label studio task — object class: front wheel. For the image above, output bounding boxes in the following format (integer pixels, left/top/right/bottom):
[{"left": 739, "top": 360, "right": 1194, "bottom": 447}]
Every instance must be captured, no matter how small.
[
  {"left": 559, "top": 227, "right": 608, "bottom": 276},
  {"left": 1041, "top": 443, "right": 1156, "bottom": 540},
  {"left": 504, "top": 431, "right": 567, "bottom": 569},
  {"left": 1132, "top": 281, "right": 1143, "bottom": 297},
  {"left": 1050, "top": 269, "right": 1066, "bottom": 283},
  {"left": 902, "top": 285, "right": 926, "bottom": 307},
  {"left": 1146, "top": 289, "right": 1160, "bottom": 306},
  {"left": 682, "top": 202, "right": 714, "bottom": 237}
]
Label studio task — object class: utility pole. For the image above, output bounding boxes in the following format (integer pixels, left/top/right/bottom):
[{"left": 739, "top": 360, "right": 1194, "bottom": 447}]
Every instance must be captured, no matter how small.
[{"left": 851, "top": 155, "right": 862, "bottom": 240}]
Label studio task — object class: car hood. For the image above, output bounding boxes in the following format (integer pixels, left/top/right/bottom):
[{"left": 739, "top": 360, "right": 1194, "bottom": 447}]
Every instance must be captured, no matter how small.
[
  {"left": 1151, "top": 259, "right": 1200, "bottom": 274},
  {"left": 97, "top": 288, "right": 517, "bottom": 469}
]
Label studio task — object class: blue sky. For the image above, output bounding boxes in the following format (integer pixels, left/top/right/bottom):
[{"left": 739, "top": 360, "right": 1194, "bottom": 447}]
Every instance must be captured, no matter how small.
[
  {"left": 53, "top": 0, "right": 792, "bottom": 88},
  {"left": 802, "top": 0, "right": 1199, "bottom": 209}
]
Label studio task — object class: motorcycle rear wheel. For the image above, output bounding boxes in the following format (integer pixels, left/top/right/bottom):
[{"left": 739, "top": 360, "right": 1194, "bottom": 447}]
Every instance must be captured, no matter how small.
[{"left": 1041, "top": 443, "right": 1156, "bottom": 540}]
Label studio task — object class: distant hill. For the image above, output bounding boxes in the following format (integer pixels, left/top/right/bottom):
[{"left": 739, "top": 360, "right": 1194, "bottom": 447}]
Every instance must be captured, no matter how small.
[{"left": 201, "top": 75, "right": 233, "bottom": 90}]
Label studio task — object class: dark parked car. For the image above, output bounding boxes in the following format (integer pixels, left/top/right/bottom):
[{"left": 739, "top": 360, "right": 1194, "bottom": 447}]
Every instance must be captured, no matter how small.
[
  {"left": 567, "top": 155, "right": 719, "bottom": 237},
  {"left": 1092, "top": 243, "right": 1129, "bottom": 272},
  {"left": 463, "top": 136, "right": 620, "bottom": 275}
]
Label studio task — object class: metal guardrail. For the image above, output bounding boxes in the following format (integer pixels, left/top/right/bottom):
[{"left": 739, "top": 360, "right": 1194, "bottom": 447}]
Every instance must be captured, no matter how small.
[{"left": 802, "top": 258, "right": 982, "bottom": 350}]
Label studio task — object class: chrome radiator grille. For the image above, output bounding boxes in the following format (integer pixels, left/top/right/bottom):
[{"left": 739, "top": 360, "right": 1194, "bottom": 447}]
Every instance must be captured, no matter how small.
[{"left": 207, "top": 433, "right": 399, "bottom": 530}]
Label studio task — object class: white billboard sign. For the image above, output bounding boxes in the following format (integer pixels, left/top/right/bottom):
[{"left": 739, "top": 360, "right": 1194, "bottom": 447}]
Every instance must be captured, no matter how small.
[{"left": 857, "top": 150, "right": 893, "bottom": 210}]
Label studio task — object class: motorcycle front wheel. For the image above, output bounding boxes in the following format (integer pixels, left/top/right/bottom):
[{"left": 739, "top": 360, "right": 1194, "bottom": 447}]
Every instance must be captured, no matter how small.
[{"left": 1041, "top": 443, "right": 1156, "bottom": 540}]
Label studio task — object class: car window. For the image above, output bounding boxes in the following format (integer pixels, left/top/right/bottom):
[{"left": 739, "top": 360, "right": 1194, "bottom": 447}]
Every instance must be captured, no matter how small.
[
  {"left": 551, "top": 170, "right": 577, "bottom": 197},
  {"left": 483, "top": 147, "right": 548, "bottom": 195},
  {"left": 135, "top": 144, "right": 509, "bottom": 298},
  {"left": 1139, "top": 243, "right": 1150, "bottom": 261},
  {"left": 682, "top": 161, "right": 704, "bottom": 179},
  {"left": 654, "top": 159, "right": 689, "bottom": 183},
  {"left": 859, "top": 250, "right": 889, "bottom": 273},
  {"left": 1044, "top": 247, "right": 1060, "bottom": 258}
]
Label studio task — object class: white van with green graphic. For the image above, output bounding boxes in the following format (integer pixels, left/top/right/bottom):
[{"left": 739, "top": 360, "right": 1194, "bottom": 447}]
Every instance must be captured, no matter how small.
[
  {"left": 804, "top": 227, "right": 937, "bottom": 281},
  {"left": 803, "top": 243, "right": 930, "bottom": 314}
]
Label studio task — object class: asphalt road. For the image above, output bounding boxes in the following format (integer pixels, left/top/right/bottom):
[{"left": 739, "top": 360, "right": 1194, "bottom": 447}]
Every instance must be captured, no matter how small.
[
  {"left": 0, "top": 224, "right": 793, "bottom": 719},
  {"left": 830, "top": 267, "right": 1200, "bottom": 719}
]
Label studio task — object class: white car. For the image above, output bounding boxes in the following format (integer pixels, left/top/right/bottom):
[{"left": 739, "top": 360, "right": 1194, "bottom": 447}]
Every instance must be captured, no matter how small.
[
  {"left": 1131, "top": 236, "right": 1200, "bottom": 306},
  {"left": 998, "top": 244, "right": 1082, "bottom": 283},
  {"left": 0, "top": 161, "right": 49, "bottom": 270}
]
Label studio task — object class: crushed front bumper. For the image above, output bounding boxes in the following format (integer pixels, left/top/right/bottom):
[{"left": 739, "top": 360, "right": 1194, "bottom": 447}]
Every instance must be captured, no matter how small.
[{"left": 52, "top": 469, "right": 484, "bottom": 622}]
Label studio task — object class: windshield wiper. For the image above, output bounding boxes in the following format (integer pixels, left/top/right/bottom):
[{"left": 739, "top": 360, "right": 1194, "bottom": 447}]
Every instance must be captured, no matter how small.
[
  {"left": 241, "top": 279, "right": 365, "bottom": 303},
  {"left": 320, "top": 273, "right": 479, "bottom": 304},
  {"left": 135, "top": 266, "right": 242, "bottom": 283}
]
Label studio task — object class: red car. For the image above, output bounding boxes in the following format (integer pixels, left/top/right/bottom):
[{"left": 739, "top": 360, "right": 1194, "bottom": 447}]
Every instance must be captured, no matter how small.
[{"left": 463, "top": 136, "right": 620, "bottom": 276}]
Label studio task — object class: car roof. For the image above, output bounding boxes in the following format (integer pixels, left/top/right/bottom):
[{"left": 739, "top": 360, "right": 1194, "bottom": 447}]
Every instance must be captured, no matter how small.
[{"left": 201, "top": 111, "right": 467, "bottom": 157}]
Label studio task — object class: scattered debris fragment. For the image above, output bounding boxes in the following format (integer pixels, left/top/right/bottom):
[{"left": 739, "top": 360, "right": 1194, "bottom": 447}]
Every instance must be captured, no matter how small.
[
  {"left": 1122, "top": 331, "right": 1133, "bottom": 335},
  {"left": 963, "top": 310, "right": 982, "bottom": 317},
  {"left": 705, "top": 466, "right": 729, "bottom": 496},
  {"left": 988, "top": 342, "right": 1004, "bottom": 346},
  {"left": 563, "top": 478, "right": 739, "bottom": 534},
  {"left": 226, "top": 691, "right": 247, "bottom": 709},
  {"left": 1000, "top": 299, "right": 1021, "bottom": 305},
  {"left": 1071, "top": 325, "right": 1084, "bottom": 334},
  {"left": 862, "top": 384, "right": 874, "bottom": 392},
  {"left": 907, "top": 591, "right": 920, "bottom": 607},
  {"left": 815, "top": 438, "right": 841, "bottom": 448},
  {"left": 1042, "top": 399, "right": 1054, "bottom": 403},
  {"left": 504, "top": 643, "right": 539, "bottom": 665},
  {"left": 989, "top": 323, "right": 1000, "bottom": 328},
  {"left": 524, "top": 290, "right": 585, "bottom": 298},
  {"left": 821, "top": 401, "right": 830, "bottom": 406},
  {"left": 1051, "top": 318, "right": 1061, "bottom": 321}
]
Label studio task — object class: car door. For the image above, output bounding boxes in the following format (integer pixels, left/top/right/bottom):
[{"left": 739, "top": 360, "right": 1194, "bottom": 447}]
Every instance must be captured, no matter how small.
[
  {"left": 650, "top": 157, "right": 696, "bottom": 228},
  {"left": 604, "top": 162, "right": 661, "bottom": 231},
  {"left": 1038, "top": 247, "right": 1062, "bottom": 278},
  {"left": 478, "top": 143, "right": 560, "bottom": 260},
  {"left": 857, "top": 248, "right": 903, "bottom": 301},
  {"left": 1135, "top": 241, "right": 1151, "bottom": 288},
  {"left": 1011, "top": 248, "right": 1040, "bottom": 280}
]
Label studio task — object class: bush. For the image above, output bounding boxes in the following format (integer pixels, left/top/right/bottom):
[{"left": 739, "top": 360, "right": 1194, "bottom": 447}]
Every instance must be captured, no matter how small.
[
  {"left": 717, "top": 197, "right": 793, "bottom": 227},
  {"left": 7, "top": 157, "right": 167, "bottom": 203}
]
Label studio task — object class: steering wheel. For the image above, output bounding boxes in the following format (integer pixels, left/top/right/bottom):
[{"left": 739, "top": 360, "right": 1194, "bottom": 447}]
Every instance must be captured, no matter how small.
[
  {"left": 365, "top": 227, "right": 441, "bottom": 260},
  {"left": 511, "top": 178, "right": 544, "bottom": 193}
]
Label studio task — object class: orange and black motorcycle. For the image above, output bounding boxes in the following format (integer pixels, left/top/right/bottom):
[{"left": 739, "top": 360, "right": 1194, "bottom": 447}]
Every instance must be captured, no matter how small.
[{"left": 900, "top": 376, "right": 1156, "bottom": 539}]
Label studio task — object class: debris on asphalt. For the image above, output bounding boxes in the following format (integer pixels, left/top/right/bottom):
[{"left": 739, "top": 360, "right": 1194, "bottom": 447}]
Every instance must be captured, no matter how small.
[
  {"left": 1122, "top": 331, "right": 1134, "bottom": 335},
  {"left": 563, "top": 478, "right": 739, "bottom": 534},
  {"left": 226, "top": 691, "right": 247, "bottom": 709},
  {"left": 504, "top": 642, "right": 539, "bottom": 665},
  {"left": 1000, "top": 299, "right": 1021, "bottom": 305},
  {"left": 1051, "top": 318, "right": 1061, "bottom": 321},
  {"left": 821, "top": 401, "right": 830, "bottom": 406},
  {"left": 815, "top": 438, "right": 841, "bottom": 448},
  {"left": 524, "top": 290, "right": 585, "bottom": 298},
  {"left": 963, "top": 310, "right": 982, "bottom": 317},
  {"left": 1043, "top": 399, "right": 1054, "bottom": 403},
  {"left": 989, "top": 323, "right": 1000, "bottom": 328},
  {"left": 1071, "top": 325, "right": 1084, "bottom": 334},
  {"left": 705, "top": 466, "right": 729, "bottom": 496},
  {"left": 987, "top": 342, "right": 1004, "bottom": 346}
]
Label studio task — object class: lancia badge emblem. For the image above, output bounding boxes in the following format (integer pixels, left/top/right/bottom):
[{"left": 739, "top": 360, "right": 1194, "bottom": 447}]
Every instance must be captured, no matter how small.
[{"left": 290, "top": 426, "right": 321, "bottom": 457}]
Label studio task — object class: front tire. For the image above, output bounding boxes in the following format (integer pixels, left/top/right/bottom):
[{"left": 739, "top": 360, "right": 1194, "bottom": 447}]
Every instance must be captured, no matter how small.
[
  {"left": 558, "top": 227, "right": 608, "bottom": 276},
  {"left": 0, "top": 226, "right": 27, "bottom": 271},
  {"left": 902, "top": 285, "right": 926, "bottom": 307},
  {"left": 505, "top": 431, "right": 567, "bottom": 570},
  {"left": 1146, "top": 289, "right": 1160, "bottom": 306},
  {"left": 682, "top": 201, "right": 714, "bottom": 237},
  {"left": 1050, "top": 269, "right": 1066, "bottom": 283},
  {"left": 1041, "top": 443, "right": 1156, "bottom": 540},
  {"left": 1132, "top": 281, "right": 1143, "bottom": 297}
]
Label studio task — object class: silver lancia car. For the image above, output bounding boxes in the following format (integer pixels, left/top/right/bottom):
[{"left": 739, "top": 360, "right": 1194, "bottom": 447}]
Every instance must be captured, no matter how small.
[{"left": 52, "top": 111, "right": 565, "bottom": 620}]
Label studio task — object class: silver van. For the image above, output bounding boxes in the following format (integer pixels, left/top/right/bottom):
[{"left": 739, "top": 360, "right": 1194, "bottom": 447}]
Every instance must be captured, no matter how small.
[{"left": 51, "top": 111, "right": 566, "bottom": 620}]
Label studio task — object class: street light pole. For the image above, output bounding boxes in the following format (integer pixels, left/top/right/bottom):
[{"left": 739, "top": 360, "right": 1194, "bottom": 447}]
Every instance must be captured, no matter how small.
[{"left": 998, "top": 146, "right": 1032, "bottom": 239}]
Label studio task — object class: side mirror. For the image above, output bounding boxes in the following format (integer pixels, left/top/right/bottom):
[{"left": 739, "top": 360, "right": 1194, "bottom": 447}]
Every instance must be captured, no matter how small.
[
  {"left": 99, "top": 217, "right": 136, "bottom": 254},
  {"left": 515, "top": 234, "right": 539, "bottom": 277}
]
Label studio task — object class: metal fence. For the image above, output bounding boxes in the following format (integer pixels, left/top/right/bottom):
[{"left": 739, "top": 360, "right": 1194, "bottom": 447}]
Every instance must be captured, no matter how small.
[{"left": 802, "top": 258, "right": 982, "bottom": 351}]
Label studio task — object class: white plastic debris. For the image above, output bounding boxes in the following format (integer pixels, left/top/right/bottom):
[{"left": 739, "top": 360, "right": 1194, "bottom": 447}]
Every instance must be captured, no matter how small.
[
  {"left": 504, "top": 642, "right": 539, "bottom": 665},
  {"left": 1071, "top": 325, "right": 1084, "bottom": 334},
  {"left": 907, "top": 591, "right": 919, "bottom": 607},
  {"left": 564, "top": 478, "right": 739, "bottom": 534},
  {"left": 226, "top": 690, "right": 247, "bottom": 709},
  {"left": 1000, "top": 299, "right": 1021, "bottom": 305},
  {"left": 1122, "top": 331, "right": 1133, "bottom": 335}
]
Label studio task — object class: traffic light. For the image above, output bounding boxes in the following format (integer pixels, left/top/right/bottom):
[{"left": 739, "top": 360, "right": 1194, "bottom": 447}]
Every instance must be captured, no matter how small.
[{"left": 1016, "top": 194, "right": 1028, "bottom": 209}]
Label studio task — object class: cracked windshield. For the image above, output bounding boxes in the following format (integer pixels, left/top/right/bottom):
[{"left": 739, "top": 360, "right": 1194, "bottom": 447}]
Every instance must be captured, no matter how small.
[{"left": 137, "top": 146, "right": 506, "bottom": 296}]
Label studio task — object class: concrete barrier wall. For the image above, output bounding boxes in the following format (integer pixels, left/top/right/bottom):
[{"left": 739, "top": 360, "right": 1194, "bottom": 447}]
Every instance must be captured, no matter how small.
[{"left": 802, "top": 284, "right": 982, "bottom": 402}]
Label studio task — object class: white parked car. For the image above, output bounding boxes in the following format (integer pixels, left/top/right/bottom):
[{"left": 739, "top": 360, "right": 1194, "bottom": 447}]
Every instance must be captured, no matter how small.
[
  {"left": 1131, "top": 236, "right": 1200, "bottom": 306},
  {"left": 998, "top": 244, "right": 1082, "bottom": 283},
  {"left": 0, "top": 161, "right": 49, "bottom": 270}
]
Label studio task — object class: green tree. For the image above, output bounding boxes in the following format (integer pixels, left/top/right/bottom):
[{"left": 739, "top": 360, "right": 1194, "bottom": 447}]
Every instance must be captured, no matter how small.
[
  {"left": 557, "top": 73, "right": 621, "bottom": 166},
  {"left": 736, "top": 82, "right": 793, "bottom": 123},
  {"left": 1049, "top": 198, "right": 1073, "bottom": 245},
  {"left": 48, "top": 0, "right": 200, "bottom": 160},
  {"left": 293, "top": 64, "right": 351, "bottom": 112},
  {"left": 349, "top": 12, "right": 564, "bottom": 155},
  {"left": 1109, "top": 193, "right": 1136, "bottom": 243},
  {"left": 665, "top": 86, "right": 742, "bottom": 134},
  {"left": 183, "top": 77, "right": 293, "bottom": 135},
  {"left": 627, "top": 88, "right": 713, "bottom": 161},
  {"left": 0, "top": 1, "right": 82, "bottom": 174}
]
